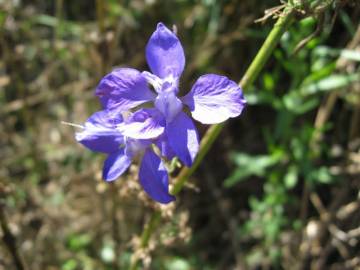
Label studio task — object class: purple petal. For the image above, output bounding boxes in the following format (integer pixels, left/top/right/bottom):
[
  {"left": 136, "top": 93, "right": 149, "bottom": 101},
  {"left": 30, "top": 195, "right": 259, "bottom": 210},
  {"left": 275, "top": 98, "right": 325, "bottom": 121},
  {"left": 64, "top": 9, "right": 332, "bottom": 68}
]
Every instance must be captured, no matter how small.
[
  {"left": 119, "top": 108, "right": 165, "bottom": 139},
  {"left": 75, "top": 110, "right": 123, "bottom": 153},
  {"left": 139, "top": 149, "right": 175, "bottom": 204},
  {"left": 155, "top": 89, "right": 183, "bottom": 122},
  {"left": 95, "top": 68, "right": 155, "bottom": 114},
  {"left": 146, "top": 22, "right": 185, "bottom": 79},
  {"left": 166, "top": 111, "right": 199, "bottom": 167},
  {"left": 155, "top": 134, "right": 176, "bottom": 160},
  {"left": 182, "top": 74, "right": 246, "bottom": 124},
  {"left": 103, "top": 149, "right": 132, "bottom": 181}
]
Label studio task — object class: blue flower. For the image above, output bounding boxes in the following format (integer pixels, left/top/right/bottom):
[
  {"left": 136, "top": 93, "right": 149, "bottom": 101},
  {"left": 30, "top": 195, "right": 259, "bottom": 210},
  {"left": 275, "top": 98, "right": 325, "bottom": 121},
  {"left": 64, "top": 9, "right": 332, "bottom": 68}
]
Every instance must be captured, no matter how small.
[
  {"left": 96, "top": 22, "right": 246, "bottom": 166},
  {"left": 76, "top": 22, "right": 246, "bottom": 204}
]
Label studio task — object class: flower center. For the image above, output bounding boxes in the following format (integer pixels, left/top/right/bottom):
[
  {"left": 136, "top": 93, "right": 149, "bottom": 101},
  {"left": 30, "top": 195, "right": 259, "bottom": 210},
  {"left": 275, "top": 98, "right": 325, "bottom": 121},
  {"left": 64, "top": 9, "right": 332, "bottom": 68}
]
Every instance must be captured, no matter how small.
[{"left": 155, "top": 88, "right": 183, "bottom": 123}]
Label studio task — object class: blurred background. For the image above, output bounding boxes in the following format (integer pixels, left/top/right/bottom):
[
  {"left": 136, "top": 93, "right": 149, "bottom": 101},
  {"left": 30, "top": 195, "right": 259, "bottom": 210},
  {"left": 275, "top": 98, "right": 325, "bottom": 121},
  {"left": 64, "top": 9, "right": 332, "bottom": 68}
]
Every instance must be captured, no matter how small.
[{"left": 1, "top": 0, "right": 360, "bottom": 269}]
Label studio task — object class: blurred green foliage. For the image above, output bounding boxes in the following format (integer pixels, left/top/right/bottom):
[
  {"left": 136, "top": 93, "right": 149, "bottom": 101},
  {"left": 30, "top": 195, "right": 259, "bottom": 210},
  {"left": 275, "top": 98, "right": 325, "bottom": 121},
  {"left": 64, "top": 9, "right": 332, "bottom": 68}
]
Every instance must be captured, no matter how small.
[{"left": 224, "top": 8, "right": 360, "bottom": 267}]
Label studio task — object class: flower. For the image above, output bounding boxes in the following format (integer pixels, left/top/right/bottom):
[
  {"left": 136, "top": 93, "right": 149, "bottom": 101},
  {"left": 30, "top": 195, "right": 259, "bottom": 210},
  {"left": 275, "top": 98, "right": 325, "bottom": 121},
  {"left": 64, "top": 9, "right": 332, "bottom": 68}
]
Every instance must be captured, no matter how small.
[
  {"left": 96, "top": 22, "right": 246, "bottom": 167},
  {"left": 76, "top": 22, "right": 246, "bottom": 204},
  {"left": 75, "top": 110, "right": 175, "bottom": 203}
]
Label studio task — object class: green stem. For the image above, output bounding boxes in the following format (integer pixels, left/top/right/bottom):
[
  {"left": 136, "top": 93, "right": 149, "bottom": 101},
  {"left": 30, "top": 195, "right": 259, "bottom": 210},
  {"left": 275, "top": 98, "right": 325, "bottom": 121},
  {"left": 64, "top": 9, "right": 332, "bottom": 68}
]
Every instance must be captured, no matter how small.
[
  {"left": 172, "top": 8, "right": 294, "bottom": 195},
  {"left": 171, "top": 122, "right": 225, "bottom": 194},
  {"left": 129, "top": 211, "right": 161, "bottom": 270},
  {"left": 140, "top": 211, "right": 161, "bottom": 247}
]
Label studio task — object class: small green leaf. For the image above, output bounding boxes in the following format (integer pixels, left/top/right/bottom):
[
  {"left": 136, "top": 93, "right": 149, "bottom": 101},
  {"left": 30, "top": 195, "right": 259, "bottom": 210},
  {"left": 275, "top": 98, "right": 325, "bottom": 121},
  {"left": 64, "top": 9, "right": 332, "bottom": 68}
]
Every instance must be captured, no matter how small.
[
  {"left": 309, "top": 166, "right": 334, "bottom": 184},
  {"left": 263, "top": 73, "right": 275, "bottom": 91},
  {"left": 284, "top": 166, "right": 298, "bottom": 189},
  {"left": 301, "top": 74, "right": 360, "bottom": 95},
  {"left": 67, "top": 234, "right": 92, "bottom": 251},
  {"left": 314, "top": 46, "right": 360, "bottom": 62},
  {"left": 224, "top": 151, "right": 283, "bottom": 187},
  {"left": 165, "top": 258, "right": 191, "bottom": 270},
  {"left": 62, "top": 259, "right": 78, "bottom": 270},
  {"left": 243, "top": 91, "right": 275, "bottom": 105},
  {"left": 283, "top": 91, "right": 319, "bottom": 114}
]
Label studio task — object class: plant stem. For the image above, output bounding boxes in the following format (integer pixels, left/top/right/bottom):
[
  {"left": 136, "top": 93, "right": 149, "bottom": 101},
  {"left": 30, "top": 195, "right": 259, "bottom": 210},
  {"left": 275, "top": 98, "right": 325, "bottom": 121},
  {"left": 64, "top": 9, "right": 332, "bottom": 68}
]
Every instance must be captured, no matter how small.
[
  {"left": 129, "top": 211, "right": 161, "bottom": 270},
  {"left": 171, "top": 122, "right": 225, "bottom": 194},
  {"left": 172, "top": 7, "right": 294, "bottom": 195},
  {"left": 140, "top": 211, "right": 162, "bottom": 247}
]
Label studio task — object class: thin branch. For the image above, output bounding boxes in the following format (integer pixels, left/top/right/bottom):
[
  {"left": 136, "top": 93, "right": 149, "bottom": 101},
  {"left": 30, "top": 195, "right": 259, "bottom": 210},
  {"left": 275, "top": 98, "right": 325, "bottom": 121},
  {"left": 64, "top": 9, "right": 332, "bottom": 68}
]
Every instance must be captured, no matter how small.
[
  {"left": 292, "top": 13, "right": 324, "bottom": 55},
  {"left": 129, "top": 211, "right": 161, "bottom": 270}
]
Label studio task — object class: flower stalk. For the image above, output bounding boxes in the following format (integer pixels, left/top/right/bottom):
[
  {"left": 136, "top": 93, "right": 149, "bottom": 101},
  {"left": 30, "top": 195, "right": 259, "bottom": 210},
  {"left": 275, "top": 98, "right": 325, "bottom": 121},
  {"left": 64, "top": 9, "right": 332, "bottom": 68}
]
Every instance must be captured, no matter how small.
[{"left": 129, "top": 211, "right": 161, "bottom": 270}]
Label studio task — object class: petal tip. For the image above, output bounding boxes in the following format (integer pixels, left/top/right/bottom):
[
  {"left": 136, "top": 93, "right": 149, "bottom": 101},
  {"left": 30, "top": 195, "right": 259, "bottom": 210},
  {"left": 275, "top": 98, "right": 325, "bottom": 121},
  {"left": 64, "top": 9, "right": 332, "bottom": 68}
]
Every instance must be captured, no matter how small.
[
  {"left": 103, "top": 177, "right": 117, "bottom": 182},
  {"left": 158, "top": 195, "right": 176, "bottom": 204},
  {"left": 157, "top": 22, "right": 165, "bottom": 29}
]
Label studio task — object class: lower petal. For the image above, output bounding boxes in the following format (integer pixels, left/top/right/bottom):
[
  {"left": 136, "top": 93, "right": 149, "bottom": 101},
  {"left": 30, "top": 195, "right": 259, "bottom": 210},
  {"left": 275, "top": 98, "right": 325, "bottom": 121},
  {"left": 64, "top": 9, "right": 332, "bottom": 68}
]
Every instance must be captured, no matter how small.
[
  {"left": 76, "top": 110, "right": 123, "bottom": 153},
  {"left": 103, "top": 149, "right": 132, "bottom": 181},
  {"left": 119, "top": 108, "right": 165, "bottom": 139},
  {"left": 167, "top": 111, "right": 199, "bottom": 167},
  {"left": 139, "top": 149, "right": 175, "bottom": 204},
  {"left": 156, "top": 134, "right": 176, "bottom": 160}
]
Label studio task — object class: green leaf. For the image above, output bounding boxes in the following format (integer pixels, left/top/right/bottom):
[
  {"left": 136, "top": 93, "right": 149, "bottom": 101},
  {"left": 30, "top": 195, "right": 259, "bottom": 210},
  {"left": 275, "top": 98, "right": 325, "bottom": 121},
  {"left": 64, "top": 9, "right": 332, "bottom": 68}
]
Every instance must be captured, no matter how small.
[
  {"left": 309, "top": 166, "right": 334, "bottom": 184},
  {"left": 300, "top": 74, "right": 360, "bottom": 95},
  {"left": 224, "top": 151, "right": 283, "bottom": 187},
  {"left": 165, "top": 258, "right": 191, "bottom": 270},
  {"left": 62, "top": 259, "right": 78, "bottom": 270},
  {"left": 283, "top": 91, "right": 319, "bottom": 114},
  {"left": 284, "top": 166, "right": 298, "bottom": 189},
  {"left": 244, "top": 91, "right": 276, "bottom": 105},
  {"left": 304, "top": 62, "right": 336, "bottom": 85},
  {"left": 34, "top": 15, "right": 58, "bottom": 27},
  {"left": 314, "top": 46, "right": 360, "bottom": 62},
  {"left": 263, "top": 73, "right": 275, "bottom": 91},
  {"left": 67, "top": 234, "right": 92, "bottom": 251}
]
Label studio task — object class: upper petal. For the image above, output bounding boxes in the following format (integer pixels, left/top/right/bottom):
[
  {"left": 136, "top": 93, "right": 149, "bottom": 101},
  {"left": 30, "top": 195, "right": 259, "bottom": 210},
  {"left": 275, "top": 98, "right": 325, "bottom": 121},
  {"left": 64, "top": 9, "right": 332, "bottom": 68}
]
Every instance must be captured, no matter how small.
[
  {"left": 119, "top": 108, "right": 165, "bottom": 139},
  {"left": 103, "top": 149, "right": 132, "bottom": 181},
  {"left": 95, "top": 68, "right": 155, "bottom": 114},
  {"left": 166, "top": 111, "right": 199, "bottom": 167},
  {"left": 139, "top": 149, "right": 175, "bottom": 204},
  {"left": 182, "top": 74, "right": 246, "bottom": 124},
  {"left": 146, "top": 22, "right": 185, "bottom": 79},
  {"left": 75, "top": 110, "right": 123, "bottom": 153}
]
